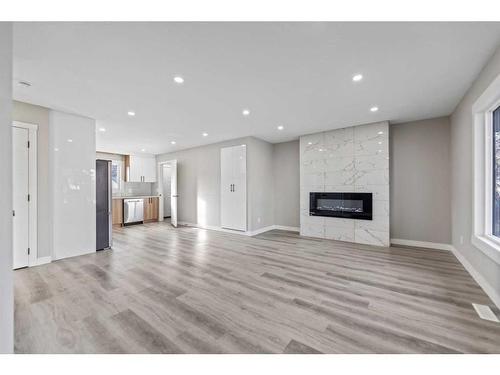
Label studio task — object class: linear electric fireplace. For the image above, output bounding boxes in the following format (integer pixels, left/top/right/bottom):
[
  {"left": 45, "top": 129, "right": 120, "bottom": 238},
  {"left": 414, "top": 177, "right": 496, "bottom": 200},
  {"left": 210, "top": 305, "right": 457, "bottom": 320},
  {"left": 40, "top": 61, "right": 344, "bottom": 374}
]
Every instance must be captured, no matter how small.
[{"left": 309, "top": 192, "right": 373, "bottom": 220}]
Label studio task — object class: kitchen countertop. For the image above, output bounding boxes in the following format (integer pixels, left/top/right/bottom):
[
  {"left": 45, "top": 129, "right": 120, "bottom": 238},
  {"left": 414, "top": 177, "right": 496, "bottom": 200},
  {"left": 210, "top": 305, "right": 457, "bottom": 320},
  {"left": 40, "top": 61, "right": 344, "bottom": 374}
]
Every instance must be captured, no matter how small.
[{"left": 112, "top": 195, "right": 161, "bottom": 200}]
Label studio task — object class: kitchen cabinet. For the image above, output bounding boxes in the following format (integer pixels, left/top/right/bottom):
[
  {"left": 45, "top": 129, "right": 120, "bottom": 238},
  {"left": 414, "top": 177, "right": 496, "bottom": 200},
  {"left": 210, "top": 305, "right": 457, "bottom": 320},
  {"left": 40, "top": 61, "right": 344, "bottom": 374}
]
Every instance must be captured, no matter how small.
[
  {"left": 143, "top": 197, "right": 159, "bottom": 222},
  {"left": 125, "top": 155, "right": 157, "bottom": 182},
  {"left": 220, "top": 144, "right": 247, "bottom": 231},
  {"left": 112, "top": 199, "right": 123, "bottom": 225}
]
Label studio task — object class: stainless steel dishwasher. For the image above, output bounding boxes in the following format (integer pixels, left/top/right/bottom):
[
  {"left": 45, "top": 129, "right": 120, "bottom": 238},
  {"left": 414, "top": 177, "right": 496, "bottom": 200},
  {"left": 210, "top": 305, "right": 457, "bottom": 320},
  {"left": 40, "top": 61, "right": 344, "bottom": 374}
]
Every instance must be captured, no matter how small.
[{"left": 123, "top": 198, "right": 144, "bottom": 225}]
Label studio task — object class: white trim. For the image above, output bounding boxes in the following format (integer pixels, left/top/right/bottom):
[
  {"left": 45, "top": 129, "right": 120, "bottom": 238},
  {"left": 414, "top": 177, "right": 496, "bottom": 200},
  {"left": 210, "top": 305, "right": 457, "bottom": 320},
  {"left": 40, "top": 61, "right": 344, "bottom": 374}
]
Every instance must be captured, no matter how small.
[
  {"left": 390, "top": 238, "right": 453, "bottom": 251},
  {"left": 13, "top": 120, "right": 38, "bottom": 131},
  {"left": 450, "top": 246, "right": 500, "bottom": 309},
  {"left": 247, "top": 225, "right": 276, "bottom": 236},
  {"left": 178, "top": 222, "right": 299, "bottom": 236},
  {"left": 471, "top": 234, "right": 500, "bottom": 264},
  {"left": 273, "top": 225, "right": 300, "bottom": 232},
  {"left": 179, "top": 221, "right": 248, "bottom": 235},
  {"left": 12, "top": 121, "right": 39, "bottom": 267},
  {"left": 32, "top": 256, "right": 51, "bottom": 267},
  {"left": 472, "top": 72, "right": 500, "bottom": 265},
  {"left": 472, "top": 303, "right": 500, "bottom": 322}
]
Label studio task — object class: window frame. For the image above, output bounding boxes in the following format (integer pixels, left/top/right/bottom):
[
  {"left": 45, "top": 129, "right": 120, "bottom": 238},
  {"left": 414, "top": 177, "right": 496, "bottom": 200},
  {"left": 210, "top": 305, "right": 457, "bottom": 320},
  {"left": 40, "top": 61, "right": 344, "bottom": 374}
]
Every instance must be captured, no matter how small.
[{"left": 472, "top": 73, "right": 500, "bottom": 264}]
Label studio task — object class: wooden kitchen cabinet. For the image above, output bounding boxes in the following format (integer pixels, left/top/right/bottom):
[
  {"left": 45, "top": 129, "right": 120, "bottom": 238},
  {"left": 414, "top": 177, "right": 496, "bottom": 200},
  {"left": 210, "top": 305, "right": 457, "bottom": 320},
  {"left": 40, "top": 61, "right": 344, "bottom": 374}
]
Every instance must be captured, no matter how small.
[
  {"left": 112, "top": 199, "right": 123, "bottom": 226},
  {"left": 143, "top": 197, "right": 159, "bottom": 222}
]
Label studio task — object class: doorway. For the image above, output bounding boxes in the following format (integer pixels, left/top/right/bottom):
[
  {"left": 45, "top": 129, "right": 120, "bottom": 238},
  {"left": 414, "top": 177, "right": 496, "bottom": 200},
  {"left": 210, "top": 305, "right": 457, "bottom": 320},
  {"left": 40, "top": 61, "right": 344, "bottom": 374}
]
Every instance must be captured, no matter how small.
[
  {"left": 12, "top": 121, "right": 38, "bottom": 269},
  {"left": 157, "top": 159, "right": 178, "bottom": 227}
]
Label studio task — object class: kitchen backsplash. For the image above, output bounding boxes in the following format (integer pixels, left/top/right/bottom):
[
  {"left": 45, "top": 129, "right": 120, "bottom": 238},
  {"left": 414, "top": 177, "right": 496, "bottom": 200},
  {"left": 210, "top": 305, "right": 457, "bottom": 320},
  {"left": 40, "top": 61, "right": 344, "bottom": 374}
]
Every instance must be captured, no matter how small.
[{"left": 116, "top": 181, "right": 153, "bottom": 197}]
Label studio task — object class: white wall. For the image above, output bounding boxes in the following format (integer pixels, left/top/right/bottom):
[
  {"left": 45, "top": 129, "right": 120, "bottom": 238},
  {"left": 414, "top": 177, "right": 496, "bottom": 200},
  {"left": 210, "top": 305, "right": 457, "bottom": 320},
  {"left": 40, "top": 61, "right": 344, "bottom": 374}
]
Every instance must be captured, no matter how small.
[
  {"left": 300, "top": 122, "right": 390, "bottom": 246},
  {"left": 156, "top": 136, "right": 274, "bottom": 232},
  {"left": 247, "top": 137, "right": 275, "bottom": 230},
  {"left": 390, "top": 117, "right": 451, "bottom": 244},
  {"left": 12, "top": 101, "right": 51, "bottom": 259},
  {"left": 50, "top": 110, "right": 96, "bottom": 260},
  {"left": 0, "top": 22, "right": 13, "bottom": 353},
  {"left": 273, "top": 140, "right": 300, "bottom": 228},
  {"left": 451, "top": 45, "right": 500, "bottom": 306}
]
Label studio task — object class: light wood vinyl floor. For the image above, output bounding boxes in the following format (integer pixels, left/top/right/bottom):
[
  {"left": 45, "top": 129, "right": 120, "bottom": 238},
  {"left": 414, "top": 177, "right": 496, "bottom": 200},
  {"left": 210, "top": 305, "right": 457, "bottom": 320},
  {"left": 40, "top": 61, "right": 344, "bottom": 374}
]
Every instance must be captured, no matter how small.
[{"left": 14, "top": 222, "right": 500, "bottom": 353}]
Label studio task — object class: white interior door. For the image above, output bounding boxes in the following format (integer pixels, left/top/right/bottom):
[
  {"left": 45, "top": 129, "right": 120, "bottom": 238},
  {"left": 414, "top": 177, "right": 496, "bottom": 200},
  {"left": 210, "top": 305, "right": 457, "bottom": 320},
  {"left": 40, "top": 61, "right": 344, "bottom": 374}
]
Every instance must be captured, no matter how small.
[
  {"left": 13, "top": 127, "right": 30, "bottom": 269},
  {"left": 162, "top": 164, "right": 171, "bottom": 217},
  {"left": 170, "top": 160, "right": 178, "bottom": 227}
]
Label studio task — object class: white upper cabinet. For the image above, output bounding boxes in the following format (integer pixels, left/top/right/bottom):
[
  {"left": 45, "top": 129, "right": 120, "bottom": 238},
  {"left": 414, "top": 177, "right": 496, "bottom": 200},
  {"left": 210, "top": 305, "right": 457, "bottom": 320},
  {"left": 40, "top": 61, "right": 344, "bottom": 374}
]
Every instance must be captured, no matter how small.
[
  {"left": 142, "top": 156, "right": 157, "bottom": 182},
  {"left": 128, "top": 155, "right": 157, "bottom": 182}
]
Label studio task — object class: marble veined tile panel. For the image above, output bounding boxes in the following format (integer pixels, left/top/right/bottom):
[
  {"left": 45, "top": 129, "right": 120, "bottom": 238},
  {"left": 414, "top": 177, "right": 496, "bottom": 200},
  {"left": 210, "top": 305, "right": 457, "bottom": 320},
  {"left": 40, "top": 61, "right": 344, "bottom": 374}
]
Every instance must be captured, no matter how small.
[
  {"left": 355, "top": 215, "right": 389, "bottom": 232},
  {"left": 354, "top": 185, "right": 389, "bottom": 201},
  {"left": 325, "top": 225, "right": 355, "bottom": 242},
  {"left": 301, "top": 172, "right": 325, "bottom": 187},
  {"left": 323, "top": 156, "right": 355, "bottom": 173},
  {"left": 354, "top": 154, "right": 389, "bottom": 171},
  {"left": 355, "top": 228, "right": 389, "bottom": 247},
  {"left": 324, "top": 127, "right": 354, "bottom": 146}
]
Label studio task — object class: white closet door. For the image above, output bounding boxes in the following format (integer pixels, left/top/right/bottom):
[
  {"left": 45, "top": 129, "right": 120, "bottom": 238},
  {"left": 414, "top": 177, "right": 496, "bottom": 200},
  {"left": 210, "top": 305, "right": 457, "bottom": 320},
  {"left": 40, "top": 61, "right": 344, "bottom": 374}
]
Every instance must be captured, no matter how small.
[
  {"left": 170, "top": 160, "right": 178, "bottom": 227},
  {"left": 231, "top": 145, "right": 247, "bottom": 231},
  {"left": 220, "top": 146, "right": 233, "bottom": 229},
  {"left": 220, "top": 145, "right": 246, "bottom": 231},
  {"left": 13, "top": 127, "right": 30, "bottom": 269}
]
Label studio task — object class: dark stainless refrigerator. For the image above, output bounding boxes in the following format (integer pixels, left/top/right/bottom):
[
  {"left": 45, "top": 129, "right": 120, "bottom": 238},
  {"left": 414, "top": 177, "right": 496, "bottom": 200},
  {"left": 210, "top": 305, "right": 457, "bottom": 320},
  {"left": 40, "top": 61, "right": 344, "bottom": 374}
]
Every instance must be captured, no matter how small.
[{"left": 96, "top": 159, "right": 112, "bottom": 250}]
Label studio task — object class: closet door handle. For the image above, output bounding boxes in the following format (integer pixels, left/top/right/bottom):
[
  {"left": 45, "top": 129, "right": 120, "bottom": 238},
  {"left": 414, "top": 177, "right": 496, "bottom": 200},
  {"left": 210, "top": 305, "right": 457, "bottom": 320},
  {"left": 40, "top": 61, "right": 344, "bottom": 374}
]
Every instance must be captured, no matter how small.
[{"left": 233, "top": 184, "right": 235, "bottom": 192}]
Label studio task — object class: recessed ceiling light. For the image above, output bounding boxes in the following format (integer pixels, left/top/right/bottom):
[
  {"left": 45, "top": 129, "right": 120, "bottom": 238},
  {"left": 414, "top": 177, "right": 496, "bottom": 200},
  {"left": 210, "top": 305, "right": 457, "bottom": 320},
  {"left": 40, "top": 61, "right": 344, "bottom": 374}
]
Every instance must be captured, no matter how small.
[
  {"left": 67, "top": 139, "right": 73, "bottom": 143},
  {"left": 141, "top": 148, "right": 146, "bottom": 152},
  {"left": 308, "top": 142, "right": 312, "bottom": 145},
  {"left": 378, "top": 141, "right": 382, "bottom": 145},
  {"left": 171, "top": 141, "right": 176, "bottom": 145},
  {"left": 378, "top": 131, "right": 384, "bottom": 135},
  {"left": 242, "top": 109, "right": 250, "bottom": 116},
  {"left": 202, "top": 132, "right": 208, "bottom": 137},
  {"left": 173, "top": 76, "right": 184, "bottom": 84},
  {"left": 98, "top": 127, "right": 106, "bottom": 132},
  {"left": 352, "top": 74, "right": 363, "bottom": 82},
  {"left": 127, "top": 111, "right": 136, "bottom": 116},
  {"left": 277, "top": 125, "right": 284, "bottom": 130},
  {"left": 18, "top": 80, "right": 32, "bottom": 87},
  {"left": 370, "top": 106, "right": 379, "bottom": 112}
]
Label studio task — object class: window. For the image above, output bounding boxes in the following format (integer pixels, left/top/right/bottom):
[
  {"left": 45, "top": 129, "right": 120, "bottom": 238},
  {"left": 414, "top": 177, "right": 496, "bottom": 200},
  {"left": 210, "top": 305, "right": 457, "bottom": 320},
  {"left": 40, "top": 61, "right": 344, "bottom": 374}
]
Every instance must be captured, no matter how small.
[
  {"left": 111, "top": 160, "right": 123, "bottom": 194},
  {"left": 493, "top": 106, "right": 500, "bottom": 237},
  {"left": 472, "top": 73, "right": 500, "bottom": 264}
]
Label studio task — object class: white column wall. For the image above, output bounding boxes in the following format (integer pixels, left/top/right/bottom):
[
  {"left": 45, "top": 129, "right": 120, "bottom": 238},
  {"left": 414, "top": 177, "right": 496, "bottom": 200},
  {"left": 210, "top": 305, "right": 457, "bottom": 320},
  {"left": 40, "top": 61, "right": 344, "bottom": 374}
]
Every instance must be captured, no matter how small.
[
  {"left": 50, "top": 110, "right": 96, "bottom": 260},
  {"left": 0, "top": 22, "right": 13, "bottom": 353}
]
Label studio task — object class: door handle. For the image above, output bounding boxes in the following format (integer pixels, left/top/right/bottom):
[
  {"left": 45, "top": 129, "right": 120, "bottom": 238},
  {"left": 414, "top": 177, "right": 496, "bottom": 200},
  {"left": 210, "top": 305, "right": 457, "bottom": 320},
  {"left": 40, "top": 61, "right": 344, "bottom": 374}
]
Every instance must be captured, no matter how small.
[{"left": 233, "top": 184, "right": 235, "bottom": 192}]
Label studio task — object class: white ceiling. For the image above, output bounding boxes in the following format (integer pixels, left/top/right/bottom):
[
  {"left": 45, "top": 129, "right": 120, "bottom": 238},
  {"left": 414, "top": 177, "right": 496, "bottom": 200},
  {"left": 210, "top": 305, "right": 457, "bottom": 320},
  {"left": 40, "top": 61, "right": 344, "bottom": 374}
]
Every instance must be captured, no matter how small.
[{"left": 13, "top": 22, "right": 500, "bottom": 155}]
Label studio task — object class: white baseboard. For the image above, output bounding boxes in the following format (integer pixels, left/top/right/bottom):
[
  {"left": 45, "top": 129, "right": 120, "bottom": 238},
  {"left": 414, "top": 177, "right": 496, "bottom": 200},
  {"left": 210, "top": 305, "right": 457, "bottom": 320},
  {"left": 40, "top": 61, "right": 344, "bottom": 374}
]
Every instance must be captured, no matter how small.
[
  {"left": 390, "top": 238, "right": 453, "bottom": 251},
  {"left": 32, "top": 256, "right": 51, "bottom": 267},
  {"left": 178, "top": 222, "right": 299, "bottom": 237},
  {"left": 450, "top": 246, "right": 500, "bottom": 309},
  {"left": 274, "top": 225, "right": 300, "bottom": 232},
  {"left": 247, "top": 225, "right": 276, "bottom": 236}
]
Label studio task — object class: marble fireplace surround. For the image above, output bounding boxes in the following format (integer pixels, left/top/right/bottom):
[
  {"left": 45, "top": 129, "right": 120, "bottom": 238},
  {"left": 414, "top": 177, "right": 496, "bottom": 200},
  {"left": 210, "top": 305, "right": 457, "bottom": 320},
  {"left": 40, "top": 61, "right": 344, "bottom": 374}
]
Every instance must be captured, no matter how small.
[{"left": 299, "top": 121, "right": 390, "bottom": 246}]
